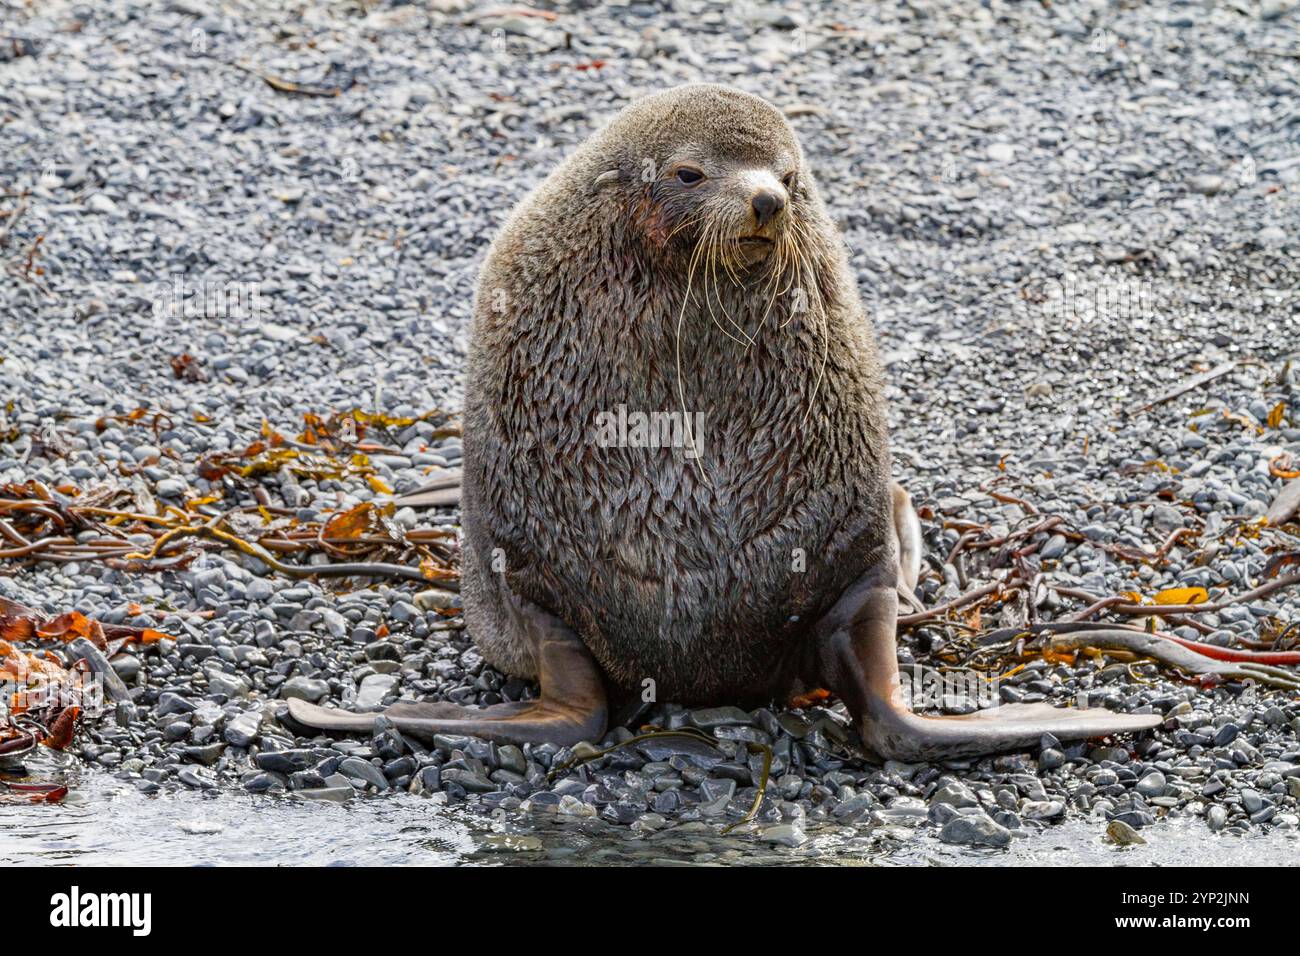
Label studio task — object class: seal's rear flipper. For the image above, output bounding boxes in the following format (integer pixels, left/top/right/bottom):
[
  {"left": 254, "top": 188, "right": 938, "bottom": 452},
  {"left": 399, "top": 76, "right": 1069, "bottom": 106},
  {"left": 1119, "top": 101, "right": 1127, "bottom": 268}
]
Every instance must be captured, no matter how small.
[
  {"left": 288, "top": 596, "right": 606, "bottom": 748},
  {"left": 859, "top": 701, "right": 1162, "bottom": 763},
  {"left": 813, "top": 565, "right": 1161, "bottom": 763}
]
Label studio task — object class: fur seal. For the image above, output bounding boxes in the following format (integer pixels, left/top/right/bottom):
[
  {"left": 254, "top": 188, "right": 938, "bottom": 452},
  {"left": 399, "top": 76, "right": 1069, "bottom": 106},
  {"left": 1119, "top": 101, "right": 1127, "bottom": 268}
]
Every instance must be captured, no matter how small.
[{"left": 291, "top": 84, "right": 1159, "bottom": 760}]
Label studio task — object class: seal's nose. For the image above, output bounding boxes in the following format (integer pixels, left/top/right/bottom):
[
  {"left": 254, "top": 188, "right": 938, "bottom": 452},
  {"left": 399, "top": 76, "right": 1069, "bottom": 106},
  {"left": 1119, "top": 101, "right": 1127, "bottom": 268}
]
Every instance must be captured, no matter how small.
[{"left": 751, "top": 189, "right": 785, "bottom": 227}]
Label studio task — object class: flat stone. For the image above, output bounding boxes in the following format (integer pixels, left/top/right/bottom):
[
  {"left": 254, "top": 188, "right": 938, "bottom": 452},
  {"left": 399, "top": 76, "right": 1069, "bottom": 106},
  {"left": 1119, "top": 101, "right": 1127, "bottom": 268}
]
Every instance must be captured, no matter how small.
[
  {"left": 760, "top": 822, "right": 807, "bottom": 847},
  {"left": 688, "top": 706, "right": 754, "bottom": 729},
  {"left": 282, "top": 677, "right": 330, "bottom": 703},
  {"left": 440, "top": 768, "right": 496, "bottom": 793},
  {"left": 1105, "top": 820, "right": 1147, "bottom": 845},
  {"left": 224, "top": 711, "right": 263, "bottom": 747},
  {"left": 1021, "top": 800, "right": 1065, "bottom": 820},
  {"left": 338, "top": 756, "right": 389, "bottom": 791},
  {"left": 930, "top": 781, "right": 979, "bottom": 809},
  {"left": 939, "top": 812, "right": 1011, "bottom": 848}
]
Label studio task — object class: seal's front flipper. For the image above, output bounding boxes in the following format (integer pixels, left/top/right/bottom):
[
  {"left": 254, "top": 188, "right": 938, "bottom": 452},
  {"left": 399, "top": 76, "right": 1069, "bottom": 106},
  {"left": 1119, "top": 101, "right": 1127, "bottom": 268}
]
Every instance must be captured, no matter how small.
[
  {"left": 812, "top": 566, "right": 1160, "bottom": 763},
  {"left": 288, "top": 598, "right": 606, "bottom": 748}
]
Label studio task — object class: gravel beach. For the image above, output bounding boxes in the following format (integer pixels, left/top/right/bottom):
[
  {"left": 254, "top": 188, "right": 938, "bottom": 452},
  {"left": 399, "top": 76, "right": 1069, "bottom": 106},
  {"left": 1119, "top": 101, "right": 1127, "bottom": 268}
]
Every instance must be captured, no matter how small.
[{"left": 2, "top": 0, "right": 1299, "bottom": 861}]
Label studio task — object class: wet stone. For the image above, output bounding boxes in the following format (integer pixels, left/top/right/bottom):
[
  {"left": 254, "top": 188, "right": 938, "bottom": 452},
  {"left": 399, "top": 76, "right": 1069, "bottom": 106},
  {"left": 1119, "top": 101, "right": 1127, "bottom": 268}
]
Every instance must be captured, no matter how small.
[
  {"left": 255, "top": 749, "right": 316, "bottom": 773},
  {"left": 338, "top": 756, "right": 389, "bottom": 791},
  {"left": 833, "top": 793, "right": 875, "bottom": 822},
  {"left": 709, "top": 762, "right": 752, "bottom": 784},
  {"left": 441, "top": 767, "right": 496, "bottom": 793},
  {"left": 1110, "top": 810, "right": 1156, "bottom": 829},
  {"left": 224, "top": 711, "right": 263, "bottom": 747},
  {"left": 699, "top": 777, "right": 737, "bottom": 803},
  {"left": 289, "top": 771, "right": 327, "bottom": 790},
  {"left": 282, "top": 677, "right": 329, "bottom": 703},
  {"left": 1214, "top": 723, "right": 1240, "bottom": 747},
  {"left": 243, "top": 772, "right": 285, "bottom": 794},
  {"left": 1021, "top": 800, "right": 1065, "bottom": 821},
  {"left": 1136, "top": 770, "right": 1167, "bottom": 798},
  {"left": 929, "top": 803, "right": 962, "bottom": 826},
  {"left": 939, "top": 813, "right": 1011, "bottom": 848},
  {"left": 930, "top": 781, "right": 979, "bottom": 809},
  {"left": 412, "top": 766, "right": 441, "bottom": 794},
  {"left": 761, "top": 822, "right": 807, "bottom": 847},
  {"left": 356, "top": 674, "right": 398, "bottom": 710},
  {"left": 1039, "top": 748, "right": 1065, "bottom": 771},
  {"left": 688, "top": 706, "right": 754, "bottom": 729},
  {"left": 1106, "top": 820, "right": 1147, "bottom": 846},
  {"left": 156, "top": 692, "right": 197, "bottom": 717},
  {"left": 184, "top": 743, "right": 226, "bottom": 766}
]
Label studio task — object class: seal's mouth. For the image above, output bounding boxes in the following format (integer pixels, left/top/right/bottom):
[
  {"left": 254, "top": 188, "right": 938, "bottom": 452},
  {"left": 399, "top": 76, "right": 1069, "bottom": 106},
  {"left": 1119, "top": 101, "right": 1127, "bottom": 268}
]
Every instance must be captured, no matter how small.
[{"left": 730, "top": 234, "right": 776, "bottom": 267}]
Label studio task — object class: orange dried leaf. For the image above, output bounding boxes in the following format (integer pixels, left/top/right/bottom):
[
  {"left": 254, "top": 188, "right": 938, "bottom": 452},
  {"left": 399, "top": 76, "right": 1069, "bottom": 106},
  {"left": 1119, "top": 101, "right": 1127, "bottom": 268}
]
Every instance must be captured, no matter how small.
[
  {"left": 40, "top": 706, "right": 81, "bottom": 750},
  {"left": 1154, "top": 587, "right": 1208, "bottom": 606},
  {"left": 323, "top": 502, "right": 374, "bottom": 540},
  {"left": 1268, "top": 402, "right": 1286, "bottom": 429},
  {"left": 0, "top": 616, "right": 35, "bottom": 643},
  {"left": 787, "top": 688, "right": 831, "bottom": 709},
  {"left": 35, "top": 611, "right": 94, "bottom": 642}
]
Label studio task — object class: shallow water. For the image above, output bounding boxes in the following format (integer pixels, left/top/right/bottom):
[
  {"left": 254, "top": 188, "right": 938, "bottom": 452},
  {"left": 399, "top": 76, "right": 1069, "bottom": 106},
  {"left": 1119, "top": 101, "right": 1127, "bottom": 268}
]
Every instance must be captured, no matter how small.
[{"left": 4, "top": 766, "right": 1298, "bottom": 866}]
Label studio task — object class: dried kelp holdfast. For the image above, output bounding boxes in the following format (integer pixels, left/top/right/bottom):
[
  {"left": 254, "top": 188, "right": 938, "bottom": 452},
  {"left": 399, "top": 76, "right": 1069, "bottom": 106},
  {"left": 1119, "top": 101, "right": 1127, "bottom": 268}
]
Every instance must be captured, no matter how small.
[
  {"left": 0, "top": 707, "right": 78, "bottom": 803},
  {"left": 0, "top": 715, "right": 43, "bottom": 759}
]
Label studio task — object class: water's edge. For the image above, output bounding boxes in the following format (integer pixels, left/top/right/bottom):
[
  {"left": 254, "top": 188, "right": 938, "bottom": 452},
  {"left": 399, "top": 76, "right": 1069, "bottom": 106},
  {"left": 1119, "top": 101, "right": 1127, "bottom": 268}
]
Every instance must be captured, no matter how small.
[{"left": 3, "top": 768, "right": 1295, "bottom": 866}]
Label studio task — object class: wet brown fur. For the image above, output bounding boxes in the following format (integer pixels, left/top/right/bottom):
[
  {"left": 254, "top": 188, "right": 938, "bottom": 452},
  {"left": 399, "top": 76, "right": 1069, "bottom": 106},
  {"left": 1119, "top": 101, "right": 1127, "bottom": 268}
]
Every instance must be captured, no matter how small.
[{"left": 461, "top": 85, "right": 894, "bottom": 706}]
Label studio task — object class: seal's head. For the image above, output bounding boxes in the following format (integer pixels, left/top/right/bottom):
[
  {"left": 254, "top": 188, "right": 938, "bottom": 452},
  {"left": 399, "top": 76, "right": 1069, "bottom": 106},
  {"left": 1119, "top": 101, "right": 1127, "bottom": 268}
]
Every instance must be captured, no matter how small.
[{"left": 590, "top": 85, "right": 809, "bottom": 274}]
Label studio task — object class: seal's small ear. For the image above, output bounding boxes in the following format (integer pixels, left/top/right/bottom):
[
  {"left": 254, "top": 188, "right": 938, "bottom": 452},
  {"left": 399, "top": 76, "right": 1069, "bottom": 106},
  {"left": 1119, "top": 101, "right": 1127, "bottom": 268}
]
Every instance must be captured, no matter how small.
[{"left": 591, "top": 168, "right": 621, "bottom": 192}]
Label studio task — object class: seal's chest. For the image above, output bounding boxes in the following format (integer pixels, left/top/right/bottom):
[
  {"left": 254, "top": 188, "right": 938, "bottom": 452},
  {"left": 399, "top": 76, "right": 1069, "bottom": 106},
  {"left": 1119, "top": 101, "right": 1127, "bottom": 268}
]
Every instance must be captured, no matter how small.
[{"left": 590, "top": 453, "right": 857, "bottom": 606}]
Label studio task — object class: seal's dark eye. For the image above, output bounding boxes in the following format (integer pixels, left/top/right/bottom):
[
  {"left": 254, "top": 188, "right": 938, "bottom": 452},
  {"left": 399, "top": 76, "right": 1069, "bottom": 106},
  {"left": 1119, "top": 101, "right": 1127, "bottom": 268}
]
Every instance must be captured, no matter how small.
[
  {"left": 782, "top": 171, "right": 797, "bottom": 191},
  {"left": 675, "top": 167, "right": 704, "bottom": 186}
]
